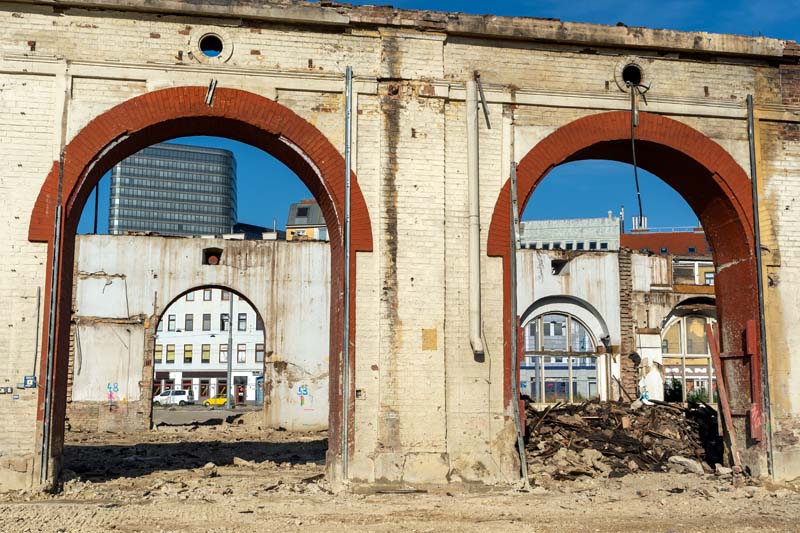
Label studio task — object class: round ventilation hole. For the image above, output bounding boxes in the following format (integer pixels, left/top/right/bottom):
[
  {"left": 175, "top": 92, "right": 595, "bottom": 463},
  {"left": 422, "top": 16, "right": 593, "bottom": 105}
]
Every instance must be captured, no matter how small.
[
  {"left": 621, "top": 63, "right": 643, "bottom": 86},
  {"left": 199, "top": 34, "right": 224, "bottom": 58}
]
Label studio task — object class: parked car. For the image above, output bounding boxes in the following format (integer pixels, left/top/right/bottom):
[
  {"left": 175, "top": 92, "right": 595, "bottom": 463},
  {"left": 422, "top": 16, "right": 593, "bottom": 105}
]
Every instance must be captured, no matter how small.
[
  {"left": 153, "top": 389, "right": 195, "bottom": 407},
  {"left": 202, "top": 395, "right": 228, "bottom": 408}
]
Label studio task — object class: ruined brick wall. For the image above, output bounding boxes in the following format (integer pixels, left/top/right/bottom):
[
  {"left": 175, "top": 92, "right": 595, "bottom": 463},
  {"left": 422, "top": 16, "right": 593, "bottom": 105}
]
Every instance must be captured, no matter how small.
[
  {"left": 1, "top": 0, "right": 798, "bottom": 488},
  {"left": 618, "top": 249, "right": 637, "bottom": 399}
]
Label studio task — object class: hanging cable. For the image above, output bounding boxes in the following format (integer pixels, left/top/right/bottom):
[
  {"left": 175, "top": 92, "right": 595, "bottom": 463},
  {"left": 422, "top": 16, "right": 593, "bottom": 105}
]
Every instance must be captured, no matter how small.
[{"left": 627, "top": 80, "right": 650, "bottom": 227}]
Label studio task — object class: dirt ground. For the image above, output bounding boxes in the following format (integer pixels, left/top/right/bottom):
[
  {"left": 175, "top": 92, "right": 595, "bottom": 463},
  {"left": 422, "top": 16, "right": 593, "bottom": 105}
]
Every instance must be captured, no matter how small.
[{"left": 2, "top": 413, "right": 800, "bottom": 532}]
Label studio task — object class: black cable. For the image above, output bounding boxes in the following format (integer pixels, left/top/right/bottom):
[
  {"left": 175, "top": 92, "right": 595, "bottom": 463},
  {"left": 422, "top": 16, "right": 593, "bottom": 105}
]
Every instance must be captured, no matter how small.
[{"left": 628, "top": 82, "right": 649, "bottom": 226}]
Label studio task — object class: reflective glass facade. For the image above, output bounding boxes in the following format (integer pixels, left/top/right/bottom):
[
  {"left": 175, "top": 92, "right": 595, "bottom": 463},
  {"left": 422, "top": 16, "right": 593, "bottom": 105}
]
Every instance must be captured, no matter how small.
[{"left": 109, "top": 143, "right": 237, "bottom": 236}]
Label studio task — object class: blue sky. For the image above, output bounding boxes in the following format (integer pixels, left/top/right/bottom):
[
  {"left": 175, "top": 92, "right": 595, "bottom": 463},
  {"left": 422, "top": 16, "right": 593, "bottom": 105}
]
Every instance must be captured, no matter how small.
[{"left": 77, "top": 0, "right": 800, "bottom": 234}]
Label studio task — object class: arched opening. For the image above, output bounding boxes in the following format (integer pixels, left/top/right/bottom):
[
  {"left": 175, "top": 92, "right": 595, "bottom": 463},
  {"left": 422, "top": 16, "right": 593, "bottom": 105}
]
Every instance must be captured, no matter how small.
[
  {"left": 519, "top": 296, "right": 612, "bottom": 405},
  {"left": 488, "top": 110, "right": 762, "bottom": 471},
  {"left": 150, "top": 286, "right": 269, "bottom": 411},
  {"left": 661, "top": 298, "right": 718, "bottom": 404},
  {"left": 29, "top": 87, "right": 373, "bottom": 483}
]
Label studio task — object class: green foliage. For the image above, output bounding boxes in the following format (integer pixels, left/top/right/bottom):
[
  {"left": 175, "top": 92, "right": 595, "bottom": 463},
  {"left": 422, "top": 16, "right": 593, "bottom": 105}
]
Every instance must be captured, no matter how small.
[{"left": 664, "top": 378, "right": 683, "bottom": 402}]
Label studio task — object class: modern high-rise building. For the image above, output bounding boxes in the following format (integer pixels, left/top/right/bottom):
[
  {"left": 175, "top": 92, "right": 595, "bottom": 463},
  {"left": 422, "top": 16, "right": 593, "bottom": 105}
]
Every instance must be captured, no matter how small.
[{"left": 109, "top": 142, "right": 237, "bottom": 237}]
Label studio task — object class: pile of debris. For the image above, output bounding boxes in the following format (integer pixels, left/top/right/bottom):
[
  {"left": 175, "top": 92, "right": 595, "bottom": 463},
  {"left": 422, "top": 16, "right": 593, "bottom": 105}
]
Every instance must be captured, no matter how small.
[{"left": 525, "top": 400, "right": 724, "bottom": 480}]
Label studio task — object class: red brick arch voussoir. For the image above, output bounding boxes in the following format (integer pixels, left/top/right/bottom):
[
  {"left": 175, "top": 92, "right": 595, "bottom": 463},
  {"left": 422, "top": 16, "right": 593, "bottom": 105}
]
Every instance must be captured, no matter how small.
[
  {"left": 28, "top": 86, "right": 373, "bottom": 470},
  {"left": 487, "top": 110, "right": 758, "bottom": 411}
]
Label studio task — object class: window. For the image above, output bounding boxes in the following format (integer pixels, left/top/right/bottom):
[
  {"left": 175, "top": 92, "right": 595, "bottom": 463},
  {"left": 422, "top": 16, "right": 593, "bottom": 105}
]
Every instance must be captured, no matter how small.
[
  {"left": 589, "top": 241, "right": 597, "bottom": 250},
  {"left": 201, "top": 344, "right": 211, "bottom": 363},
  {"left": 237, "top": 344, "right": 246, "bottom": 363},
  {"left": 219, "top": 344, "right": 228, "bottom": 363},
  {"left": 220, "top": 313, "right": 229, "bottom": 331},
  {"left": 238, "top": 313, "right": 247, "bottom": 331},
  {"left": 186, "top": 291, "right": 195, "bottom": 301},
  {"left": 156, "top": 320, "right": 163, "bottom": 332},
  {"left": 296, "top": 206, "right": 309, "bottom": 218},
  {"left": 553, "top": 242, "right": 561, "bottom": 250},
  {"left": 256, "top": 343, "right": 265, "bottom": 363},
  {"left": 184, "top": 314, "right": 194, "bottom": 332},
  {"left": 576, "top": 242, "right": 585, "bottom": 251},
  {"left": 203, "top": 289, "right": 212, "bottom": 301},
  {"left": 183, "top": 344, "right": 193, "bottom": 364},
  {"left": 166, "top": 344, "right": 175, "bottom": 364},
  {"left": 154, "top": 344, "right": 163, "bottom": 364},
  {"left": 565, "top": 242, "right": 574, "bottom": 251},
  {"left": 661, "top": 315, "right": 717, "bottom": 404},
  {"left": 704, "top": 272, "right": 715, "bottom": 286},
  {"left": 600, "top": 242, "right": 609, "bottom": 250},
  {"left": 542, "top": 243, "right": 550, "bottom": 250},
  {"left": 167, "top": 314, "right": 176, "bottom": 331},
  {"left": 660, "top": 247, "right": 669, "bottom": 254},
  {"left": 688, "top": 247, "right": 697, "bottom": 253},
  {"left": 222, "top": 290, "right": 231, "bottom": 301},
  {"left": 319, "top": 228, "right": 328, "bottom": 241},
  {"left": 256, "top": 316, "right": 264, "bottom": 331},
  {"left": 522, "top": 313, "right": 598, "bottom": 404},
  {"left": 202, "top": 313, "right": 211, "bottom": 331}
]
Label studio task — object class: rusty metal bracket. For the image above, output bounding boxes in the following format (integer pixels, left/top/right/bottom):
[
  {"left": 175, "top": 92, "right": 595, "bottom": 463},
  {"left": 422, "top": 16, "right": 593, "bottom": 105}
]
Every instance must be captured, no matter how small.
[
  {"left": 706, "top": 322, "right": 743, "bottom": 471},
  {"left": 746, "top": 319, "right": 763, "bottom": 442}
]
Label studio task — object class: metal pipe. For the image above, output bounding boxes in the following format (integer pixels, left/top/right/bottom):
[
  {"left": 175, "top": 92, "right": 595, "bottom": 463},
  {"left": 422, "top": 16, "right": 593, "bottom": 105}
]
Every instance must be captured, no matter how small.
[
  {"left": 33, "top": 286, "right": 41, "bottom": 376},
  {"left": 342, "top": 65, "right": 353, "bottom": 480},
  {"left": 226, "top": 292, "right": 234, "bottom": 409},
  {"left": 40, "top": 150, "right": 64, "bottom": 484},
  {"left": 509, "top": 161, "right": 529, "bottom": 488},
  {"left": 467, "top": 79, "right": 485, "bottom": 357},
  {"left": 747, "top": 94, "right": 774, "bottom": 477}
]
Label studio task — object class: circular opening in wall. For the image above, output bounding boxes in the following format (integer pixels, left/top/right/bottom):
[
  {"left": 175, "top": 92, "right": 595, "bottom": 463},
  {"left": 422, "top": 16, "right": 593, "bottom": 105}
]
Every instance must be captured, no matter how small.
[
  {"left": 199, "top": 34, "right": 224, "bottom": 58},
  {"left": 622, "top": 63, "right": 643, "bottom": 86}
]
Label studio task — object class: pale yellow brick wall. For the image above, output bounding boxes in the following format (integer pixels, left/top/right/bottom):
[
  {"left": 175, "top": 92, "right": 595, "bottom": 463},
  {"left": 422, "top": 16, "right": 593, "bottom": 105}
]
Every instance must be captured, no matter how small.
[{"left": 1, "top": 0, "right": 799, "bottom": 487}]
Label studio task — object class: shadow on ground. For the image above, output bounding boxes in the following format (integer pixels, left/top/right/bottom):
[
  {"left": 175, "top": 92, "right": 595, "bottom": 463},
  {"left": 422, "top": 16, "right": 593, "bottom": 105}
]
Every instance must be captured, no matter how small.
[{"left": 63, "top": 437, "right": 327, "bottom": 482}]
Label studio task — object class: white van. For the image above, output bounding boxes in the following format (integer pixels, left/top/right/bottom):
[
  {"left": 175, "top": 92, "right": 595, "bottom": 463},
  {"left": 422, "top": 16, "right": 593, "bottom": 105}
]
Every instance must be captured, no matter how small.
[{"left": 152, "top": 388, "right": 195, "bottom": 406}]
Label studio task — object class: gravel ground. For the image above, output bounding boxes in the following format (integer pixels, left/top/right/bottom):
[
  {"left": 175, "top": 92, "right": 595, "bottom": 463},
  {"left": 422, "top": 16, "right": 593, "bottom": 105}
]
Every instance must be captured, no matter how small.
[{"left": 1, "top": 416, "right": 799, "bottom": 532}]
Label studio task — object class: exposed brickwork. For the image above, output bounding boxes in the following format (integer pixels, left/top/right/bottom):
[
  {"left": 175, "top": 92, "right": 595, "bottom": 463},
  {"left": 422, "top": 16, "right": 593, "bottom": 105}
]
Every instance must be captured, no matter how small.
[
  {"left": 26, "top": 87, "right": 373, "bottom": 482},
  {"left": 617, "top": 248, "right": 637, "bottom": 399},
  {"left": 488, "top": 111, "right": 760, "bottom": 464},
  {"left": 2, "top": 0, "right": 799, "bottom": 487}
]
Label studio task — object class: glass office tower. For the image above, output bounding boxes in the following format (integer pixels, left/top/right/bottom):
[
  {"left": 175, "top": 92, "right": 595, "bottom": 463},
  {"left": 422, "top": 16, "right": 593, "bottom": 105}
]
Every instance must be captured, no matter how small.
[{"left": 109, "top": 143, "right": 237, "bottom": 237}]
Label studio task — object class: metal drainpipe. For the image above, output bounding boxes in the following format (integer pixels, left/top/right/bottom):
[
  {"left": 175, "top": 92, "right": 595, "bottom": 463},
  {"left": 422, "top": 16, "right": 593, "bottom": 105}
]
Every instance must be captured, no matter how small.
[
  {"left": 40, "top": 152, "right": 64, "bottom": 485},
  {"left": 509, "top": 161, "right": 529, "bottom": 488},
  {"left": 342, "top": 66, "right": 353, "bottom": 480},
  {"left": 466, "top": 80, "right": 485, "bottom": 356},
  {"left": 747, "top": 94, "right": 774, "bottom": 477}
]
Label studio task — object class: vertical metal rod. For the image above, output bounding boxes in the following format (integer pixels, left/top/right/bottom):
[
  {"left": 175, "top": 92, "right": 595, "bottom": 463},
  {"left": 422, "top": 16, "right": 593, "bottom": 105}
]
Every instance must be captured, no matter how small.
[
  {"left": 747, "top": 94, "right": 774, "bottom": 476},
  {"left": 33, "top": 286, "right": 41, "bottom": 376},
  {"left": 509, "top": 161, "right": 529, "bottom": 488},
  {"left": 342, "top": 66, "right": 353, "bottom": 480},
  {"left": 40, "top": 151, "right": 65, "bottom": 484},
  {"left": 226, "top": 293, "right": 234, "bottom": 409}
]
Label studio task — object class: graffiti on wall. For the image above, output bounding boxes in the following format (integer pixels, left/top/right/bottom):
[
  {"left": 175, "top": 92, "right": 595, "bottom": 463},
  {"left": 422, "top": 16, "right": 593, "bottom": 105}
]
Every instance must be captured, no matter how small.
[{"left": 297, "top": 384, "right": 314, "bottom": 411}]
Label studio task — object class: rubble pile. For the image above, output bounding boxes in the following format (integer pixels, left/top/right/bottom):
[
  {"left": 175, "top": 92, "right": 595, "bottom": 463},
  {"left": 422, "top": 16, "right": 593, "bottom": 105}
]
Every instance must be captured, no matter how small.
[{"left": 525, "top": 400, "right": 723, "bottom": 480}]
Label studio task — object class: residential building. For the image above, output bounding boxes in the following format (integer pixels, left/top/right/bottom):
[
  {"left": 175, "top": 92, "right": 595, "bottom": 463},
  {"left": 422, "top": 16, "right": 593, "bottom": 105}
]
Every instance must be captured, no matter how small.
[
  {"left": 153, "top": 287, "right": 266, "bottom": 404},
  {"left": 109, "top": 142, "right": 237, "bottom": 237},
  {"left": 285, "top": 199, "right": 328, "bottom": 242}
]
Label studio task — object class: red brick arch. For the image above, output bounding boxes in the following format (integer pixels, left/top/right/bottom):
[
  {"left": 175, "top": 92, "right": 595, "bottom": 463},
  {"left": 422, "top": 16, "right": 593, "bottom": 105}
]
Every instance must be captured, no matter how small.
[
  {"left": 488, "top": 111, "right": 761, "bottom": 464},
  {"left": 29, "top": 86, "right": 373, "bottom": 476}
]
